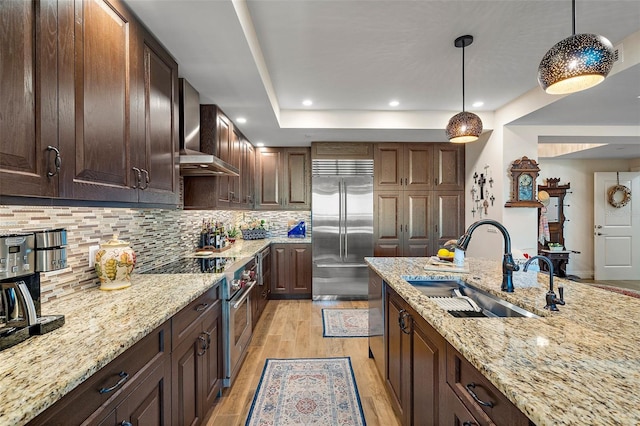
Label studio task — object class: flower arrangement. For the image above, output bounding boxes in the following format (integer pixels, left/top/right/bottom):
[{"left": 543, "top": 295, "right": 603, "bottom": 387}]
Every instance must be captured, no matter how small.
[{"left": 240, "top": 219, "right": 267, "bottom": 231}]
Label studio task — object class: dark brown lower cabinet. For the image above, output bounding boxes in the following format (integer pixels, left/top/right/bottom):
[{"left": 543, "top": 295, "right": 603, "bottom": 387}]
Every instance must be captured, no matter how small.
[
  {"left": 28, "top": 321, "right": 172, "bottom": 426},
  {"left": 172, "top": 292, "right": 223, "bottom": 426},
  {"left": 385, "top": 285, "right": 444, "bottom": 425},
  {"left": 383, "top": 282, "right": 534, "bottom": 426},
  {"left": 270, "top": 243, "right": 312, "bottom": 298}
]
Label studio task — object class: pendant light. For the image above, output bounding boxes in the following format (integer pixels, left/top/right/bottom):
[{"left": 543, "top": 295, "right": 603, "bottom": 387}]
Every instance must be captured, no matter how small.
[
  {"left": 446, "top": 35, "right": 482, "bottom": 143},
  {"left": 538, "top": 0, "right": 615, "bottom": 95}
]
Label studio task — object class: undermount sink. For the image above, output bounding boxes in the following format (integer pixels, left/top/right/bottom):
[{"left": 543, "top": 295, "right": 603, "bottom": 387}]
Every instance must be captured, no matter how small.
[{"left": 402, "top": 277, "right": 539, "bottom": 318}]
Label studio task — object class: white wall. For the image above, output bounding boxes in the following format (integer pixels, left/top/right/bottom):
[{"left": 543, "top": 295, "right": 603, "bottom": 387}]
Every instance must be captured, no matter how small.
[{"left": 538, "top": 158, "right": 633, "bottom": 278}]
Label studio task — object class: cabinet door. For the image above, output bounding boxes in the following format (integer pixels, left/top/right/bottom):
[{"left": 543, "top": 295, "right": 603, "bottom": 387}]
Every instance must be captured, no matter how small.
[
  {"left": 229, "top": 127, "right": 242, "bottom": 205},
  {"left": 374, "top": 191, "right": 403, "bottom": 256},
  {"left": 374, "top": 143, "right": 403, "bottom": 190},
  {"left": 137, "top": 30, "right": 179, "bottom": 205},
  {"left": 271, "top": 244, "right": 288, "bottom": 294},
  {"left": 171, "top": 325, "right": 204, "bottom": 426},
  {"left": 289, "top": 244, "right": 312, "bottom": 294},
  {"left": 434, "top": 191, "right": 464, "bottom": 252},
  {"left": 0, "top": 0, "right": 58, "bottom": 197},
  {"left": 385, "top": 287, "right": 411, "bottom": 423},
  {"left": 57, "top": 0, "right": 138, "bottom": 201},
  {"left": 404, "top": 191, "right": 433, "bottom": 256},
  {"left": 117, "top": 358, "right": 171, "bottom": 426},
  {"left": 434, "top": 144, "right": 464, "bottom": 190},
  {"left": 202, "top": 301, "right": 223, "bottom": 410},
  {"left": 283, "top": 148, "right": 311, "bottom": 209},
  {"left": 404, "top": 144, "right": 434, "bottom": 190},
  {"left": 216, "top": 112, "right": 232, "bottom": 207},
  {"left": 411, "top": 314, "right": 445, "bottom": 426},
  {"left": 256, "top": 148, "right": 282, "bottom": 209},
  {"left": 242, "top": 140, "right": 256, "bottom": 208},
  {"left": 368, "top": 270, "right": 384, "bottom": 378}
]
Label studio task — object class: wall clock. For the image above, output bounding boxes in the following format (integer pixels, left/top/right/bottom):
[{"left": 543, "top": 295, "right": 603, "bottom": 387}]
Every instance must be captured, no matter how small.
[{"left": 505, "top": 156, "right": 543, "bottom": 208}]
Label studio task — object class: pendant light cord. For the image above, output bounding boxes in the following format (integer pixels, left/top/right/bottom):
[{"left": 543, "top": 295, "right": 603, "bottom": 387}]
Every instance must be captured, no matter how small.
[
  {"left": 572, "top": 0, "right": 576, "bottom": 35},
  {"left": 461, "top": 43, "right": 466, "bottom": 112}
]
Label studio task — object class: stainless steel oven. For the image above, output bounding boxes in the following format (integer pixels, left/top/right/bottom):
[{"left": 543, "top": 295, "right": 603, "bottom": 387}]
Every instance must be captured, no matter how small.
[{"left": 222, "top": 257, "right": 257, "bottom": 387}]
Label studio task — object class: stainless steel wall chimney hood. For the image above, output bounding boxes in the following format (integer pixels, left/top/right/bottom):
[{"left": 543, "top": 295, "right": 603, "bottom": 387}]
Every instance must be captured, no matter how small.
[{"left": 178, "top": 79, "right": 239, "bottom": 177}]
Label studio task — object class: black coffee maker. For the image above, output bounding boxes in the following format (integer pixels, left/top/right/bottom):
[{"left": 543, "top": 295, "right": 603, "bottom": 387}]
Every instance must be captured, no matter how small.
[{"left": 1, "top": 231, "right": 66, "bottom": 351}]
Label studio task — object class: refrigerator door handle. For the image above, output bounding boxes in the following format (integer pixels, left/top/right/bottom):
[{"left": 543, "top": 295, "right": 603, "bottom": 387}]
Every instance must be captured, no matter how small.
[
  {"left": 343, "top": 180, "right": 348, "bottom": 259},
  {"left": 338, "top": 180, "right": 344, "bottom": 260}
]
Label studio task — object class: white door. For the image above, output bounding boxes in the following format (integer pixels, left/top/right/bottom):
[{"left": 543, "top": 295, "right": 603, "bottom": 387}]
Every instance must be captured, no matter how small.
[{"left": 594, "top": 172, "right": 640, "bottom": 280}]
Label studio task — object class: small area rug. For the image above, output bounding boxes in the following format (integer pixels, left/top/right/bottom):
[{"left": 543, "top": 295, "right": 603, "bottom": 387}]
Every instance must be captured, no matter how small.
[
  {"left": 591, "top": 284, "right": 640, "bottom": 299},
  {"left": 322, "top": 308, "right": 368, "bottom": 337},
  {"left": 246, "top": 357, "right": 366, "bottom": 426}
]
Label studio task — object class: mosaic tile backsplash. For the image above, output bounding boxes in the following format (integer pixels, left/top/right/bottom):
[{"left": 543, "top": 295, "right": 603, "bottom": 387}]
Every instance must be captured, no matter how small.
[{"left": 0, "top": 206, "right": 310, "bottom": 303}]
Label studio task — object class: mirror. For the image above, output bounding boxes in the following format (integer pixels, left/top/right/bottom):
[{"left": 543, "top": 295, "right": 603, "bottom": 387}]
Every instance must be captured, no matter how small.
[{"left": 546, "top": 196, "right": 560, "bottom": 223}]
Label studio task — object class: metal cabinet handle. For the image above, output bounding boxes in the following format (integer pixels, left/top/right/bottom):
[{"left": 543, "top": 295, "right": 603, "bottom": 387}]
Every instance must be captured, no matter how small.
[
  {"left": 195, "top": 303, "right": 209, "bottom": 312},
  {"left": 398, "top": 309, "right": 411, "bottom": 334},
  {"left": 197, "top": 334, "right": 207, "bottom": 356},
  {"left": 140, "top": 169, "right": 150, "bottom": 190},
  {"left": 132, "top": 167, "right": 142, "bottom": 189},
  {"left": 46, "top": 146, "right": 61, "bottom": 177},
  {"left": 596, "top": 232, "right": 607, "bottom": 236},
  {"left": 462, "top": 422, "right": 478, "bottom": 426},
  {"left": 203, "top": 330, "right": 211, "bottom": 349},
  {"left": 121, "top": 422, "right": 132, "bottom": 426},
  {"left": 99, "top": 371, "right": 129, "bottom": 394},
  {"left": 465, "top": 382, "right": 494, "bottom": 407}
]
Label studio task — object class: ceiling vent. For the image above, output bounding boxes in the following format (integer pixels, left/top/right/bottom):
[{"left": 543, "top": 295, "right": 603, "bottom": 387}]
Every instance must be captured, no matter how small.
[{"left": 613, "top": 43, "right": 623, "bottom": 63}]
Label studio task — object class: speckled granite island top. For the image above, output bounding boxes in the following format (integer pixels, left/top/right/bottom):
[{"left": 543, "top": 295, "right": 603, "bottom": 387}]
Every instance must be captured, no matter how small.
[
  {"left": 0, "top": 238, "right": 310, "bottom": 426},
  {"left": 366, "top": 257, "right": 640, "bottom": 426}
]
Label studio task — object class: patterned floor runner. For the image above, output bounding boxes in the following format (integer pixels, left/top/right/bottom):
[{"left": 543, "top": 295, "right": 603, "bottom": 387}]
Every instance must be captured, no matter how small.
[
  {"left": 246, "top": 357, "right": 366, "bottom": 426},
  {"left": 322, "top": 308, "right": 368, "bottom": 337},
  {"left": 591, "top": 284, "right": 640, "bottom": 299}
]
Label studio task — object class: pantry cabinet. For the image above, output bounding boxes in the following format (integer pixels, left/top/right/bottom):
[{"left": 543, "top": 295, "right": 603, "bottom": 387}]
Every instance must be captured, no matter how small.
[
  {"left": 271, "top": 243, "right": 312, "bottom": 298},
  {"left": 373, "top": 143, "right": 464, "bottom": 257},
  {"left": 374, "top": 143, "right": 464, "bottom": 191},
  {"left": 255, "top": 148, "right": 311, "bottom": 210},
  {"left": 1, "top": 0, "right": 179, "bottom": 206}
]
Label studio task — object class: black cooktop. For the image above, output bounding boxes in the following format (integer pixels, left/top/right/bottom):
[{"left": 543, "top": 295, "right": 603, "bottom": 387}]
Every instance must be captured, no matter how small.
[{"left": 139, "top": 257, "right": 235, "bottom": 274}]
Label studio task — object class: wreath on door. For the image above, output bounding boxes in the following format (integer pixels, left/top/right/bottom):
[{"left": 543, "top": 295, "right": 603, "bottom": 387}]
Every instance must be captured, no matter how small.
[{"left": 608, "top": 184, "right": 631, "bottom": 208}]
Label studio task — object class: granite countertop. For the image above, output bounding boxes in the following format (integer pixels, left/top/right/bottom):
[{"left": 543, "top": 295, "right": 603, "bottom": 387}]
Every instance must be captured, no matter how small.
[
  {"left": 0, "top": 237, "right": 308, "bottom": 425},
  {"left": 365, "top": 257, "right": 640, "bottom": 426}
]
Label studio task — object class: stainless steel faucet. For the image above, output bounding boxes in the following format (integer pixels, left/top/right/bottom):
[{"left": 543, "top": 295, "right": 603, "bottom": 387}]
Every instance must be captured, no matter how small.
[
  {"left": 456, "top": 219, "right": 519, "bottom": 292},
  {"left": 523, "top": 255, "right": 565, "bottom": 311}
]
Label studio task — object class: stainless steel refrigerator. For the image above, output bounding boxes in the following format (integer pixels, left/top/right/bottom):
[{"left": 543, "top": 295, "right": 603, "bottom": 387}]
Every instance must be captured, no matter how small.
[{"left": 312, "top": 160, "right": 373, "bottom": 300}]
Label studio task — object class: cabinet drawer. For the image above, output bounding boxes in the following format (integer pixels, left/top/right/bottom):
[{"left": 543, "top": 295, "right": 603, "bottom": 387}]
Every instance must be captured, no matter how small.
[
  {"left": 172, "top": 284, "right": 220, "bottom": 350},
  {"left": 29, "top": 321, "right": 170, "bottom": 426},
  {"left": 446, "top": 346, "right": 531, "bottom": 426},
  {"left": 442, "top": 385, "right": 489, "bottom": 426}
]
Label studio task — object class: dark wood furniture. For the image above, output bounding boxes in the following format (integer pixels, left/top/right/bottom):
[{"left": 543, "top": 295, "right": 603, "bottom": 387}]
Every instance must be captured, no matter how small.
[
  {"left": 255, "top": 148, "right": 311, "bottom": 210},
  {"left": 28, "top": 321, "right": 172, "bottom": 425},
  {"left": 505, "top": 156, "right": 542, "bottom": 208},
  {"left": 377, "top": 283, "right": 533, "bottom": 426},
  {"left": 171, "top": 286, "right": 223, "bottom": 426},
  {"left": 252, "top": 245, "right": 271, "bottom": 330},
  {"left": 311, "top": 142, "right": 374, "bottom": 159},
  {"left": 1, "top": 0, "right": 180, "bottom": 206},
  {"left": 373, "top": 143, "right": 464, "bottom": 257},
  {"left": 270, "top": 243, "right": 312, "bottom": 298},
  {"left": 183, "top": 105, "right": 256, "bottom": 210},
  {"left": 538, "top": 179, "right": 573, "bottom": 277}
]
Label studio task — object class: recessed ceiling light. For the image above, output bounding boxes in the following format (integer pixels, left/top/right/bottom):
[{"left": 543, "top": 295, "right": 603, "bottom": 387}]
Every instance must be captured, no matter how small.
[
  {"left": 472, "top": 101, "right": 484, "bottom": 108},
  {"left": 236, "top": 117, "right": 247, "bottom": 124},
  {"left": 302, "top": 99, "right": 313, "bottom": 106},
  {"left": 256, "top": 142, "right": 265, "bottom": 147},
  {"left": 389, "top": 100, "right": 400, "bottom": 107}
]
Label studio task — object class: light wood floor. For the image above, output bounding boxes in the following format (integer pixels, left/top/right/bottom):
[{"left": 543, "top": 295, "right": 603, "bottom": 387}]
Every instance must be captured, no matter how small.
[{"left": 204, "top": 299, "right": 401, "bottom": 426}]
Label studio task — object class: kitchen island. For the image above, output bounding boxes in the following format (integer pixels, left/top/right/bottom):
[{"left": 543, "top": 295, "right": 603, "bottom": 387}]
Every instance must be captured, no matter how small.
[
  {"left": 366, "top": 257, "right": 640, "bottom": 425},
  {"left": 0, "top": 238, "right": 307, "bottom": 426}
]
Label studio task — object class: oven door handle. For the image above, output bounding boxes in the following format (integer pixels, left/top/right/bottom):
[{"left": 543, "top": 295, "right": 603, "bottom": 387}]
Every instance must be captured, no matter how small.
[{"left": 231, "top": 281, "right": 257, "bottom": 309}]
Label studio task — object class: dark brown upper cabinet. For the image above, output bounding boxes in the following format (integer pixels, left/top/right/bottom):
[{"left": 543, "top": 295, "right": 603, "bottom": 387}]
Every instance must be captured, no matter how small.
[
  {"left": 255, "top": 147, "right": 311, "bottom": 211},
  {"left": 1, "top": 0, "right": 179, "bottom": 206}
]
